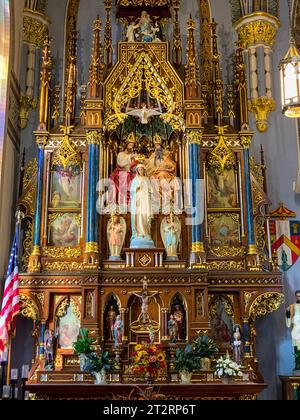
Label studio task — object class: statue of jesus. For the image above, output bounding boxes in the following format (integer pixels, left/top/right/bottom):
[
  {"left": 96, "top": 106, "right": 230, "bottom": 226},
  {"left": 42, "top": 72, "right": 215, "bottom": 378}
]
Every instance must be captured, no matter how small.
[
  {"left": 130, "top": 280, "right": 159, "bottom": 324},
  {"left": 286, "top": 290, "right": 300, "bottom": 355}
]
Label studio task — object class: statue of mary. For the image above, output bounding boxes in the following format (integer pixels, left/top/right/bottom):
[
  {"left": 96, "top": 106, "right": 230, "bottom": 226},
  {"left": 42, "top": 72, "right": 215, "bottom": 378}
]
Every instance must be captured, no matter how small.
[{"left": 130, "top": 164, "right": 154, "bottom": 248}]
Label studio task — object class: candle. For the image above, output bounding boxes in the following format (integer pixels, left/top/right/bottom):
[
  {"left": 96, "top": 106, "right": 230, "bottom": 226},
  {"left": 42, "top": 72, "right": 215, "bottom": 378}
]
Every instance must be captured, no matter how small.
[
  {"left": 2, "top": 385, "right": 10, "bottom": 399},
  {"left": 1, "top": 351, "right": 8, "bottom": 363},
  {"left": 10, "top": 369, "right": 18, "bottom": 381},
  {"left": 14, "top": 387, "right": 18, "bottom": 400},
  {"left": 24, "top": 391, "right": 30, "bottom": 401},
  {"left": 21, "top": 365, "right": 29, "bottom": 380}
]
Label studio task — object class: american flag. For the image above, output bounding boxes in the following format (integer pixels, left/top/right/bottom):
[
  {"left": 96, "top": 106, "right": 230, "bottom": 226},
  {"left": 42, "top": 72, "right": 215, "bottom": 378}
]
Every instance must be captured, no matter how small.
[{"left": 0, "top": 228, "right": 20, "bottom": 352}]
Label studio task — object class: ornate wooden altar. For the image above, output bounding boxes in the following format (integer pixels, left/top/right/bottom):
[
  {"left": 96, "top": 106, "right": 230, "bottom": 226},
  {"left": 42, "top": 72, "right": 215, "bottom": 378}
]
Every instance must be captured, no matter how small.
[{"left": 15, "top": 0, "right": 284, "bottom": 400}]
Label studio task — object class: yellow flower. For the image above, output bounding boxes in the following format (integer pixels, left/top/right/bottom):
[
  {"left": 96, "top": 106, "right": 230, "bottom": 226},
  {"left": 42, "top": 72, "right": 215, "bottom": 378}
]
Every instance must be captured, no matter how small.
[
  {"left": 135, "top": 344, "right": 142, "bottom": 351},
  {"left": 157, "top": 353, "right": 165, "bottom": 362}
]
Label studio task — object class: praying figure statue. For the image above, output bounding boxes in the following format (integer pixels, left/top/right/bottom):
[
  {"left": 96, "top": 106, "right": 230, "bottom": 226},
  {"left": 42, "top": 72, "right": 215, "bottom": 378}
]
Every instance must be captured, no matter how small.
[
  {"left": 231, "top": 325, "right": 243, "bottom": 366},
  {"left": 168, "top": 315, "right": 178, "bottom": 344},
  {"left": 161, "top": 213, "right": 181, "bottom": 260},
  {"left": 107, "top": 213, "right": 126, "bottom": 260},
  {"left": 130, "top": 164, "right": 154, "bottom": 249},
  {"left": 126, "top": 20, "right": 140, "bottom": 42}
]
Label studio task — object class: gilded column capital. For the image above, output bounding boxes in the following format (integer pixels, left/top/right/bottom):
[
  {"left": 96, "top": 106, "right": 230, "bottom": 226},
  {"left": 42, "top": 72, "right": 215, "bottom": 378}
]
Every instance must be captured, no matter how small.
[
  {"left": 186, "top": 129, "right": 203, "bottom": 145},
  {"left": 248, "top": 97, "right": 276, "bottom": 133},
  {"left": 34, "top": 133, "right": 48, "bottom": 148},
  {"left": 86, "top": 130, "right": 103, "bottom": 145},
  {"left": 239, "top": 132, "right": 254, "bottom": 149},
  {"left": 234, "top": 12, "right": 280, "bottom": 49},
  {"left": 23, "top": 9, "right": 50, "bottom": 48}
]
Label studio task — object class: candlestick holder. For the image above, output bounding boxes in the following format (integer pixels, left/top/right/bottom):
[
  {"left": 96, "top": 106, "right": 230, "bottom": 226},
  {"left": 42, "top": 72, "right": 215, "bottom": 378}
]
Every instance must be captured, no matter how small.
[{"left": 0, "top": 359, "right": 8, "bottom": 400}]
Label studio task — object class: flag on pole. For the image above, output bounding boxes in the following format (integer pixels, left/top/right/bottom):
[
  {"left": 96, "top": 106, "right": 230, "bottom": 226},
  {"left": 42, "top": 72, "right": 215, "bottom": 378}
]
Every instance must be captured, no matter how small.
[{"left": 0, "top": 225, "right": 20, "bottom": 352}]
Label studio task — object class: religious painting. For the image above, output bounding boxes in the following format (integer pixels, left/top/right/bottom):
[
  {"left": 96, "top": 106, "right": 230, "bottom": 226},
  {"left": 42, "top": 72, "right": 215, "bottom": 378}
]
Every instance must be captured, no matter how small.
[
  {"left": 48, "top": 213, "right": 81, "bottom": 247},
  {"left": 50, "top": 166, "right": 82, "bottom": 209},
  {"left": 57, "top": 300, "right": 80, "bottom": 350},
  {"left": 209, "top": 213, "right": 240, "bottom": 248},
  {"left": 207, "top": 168, "right": 239, "bottom": 209},
  {"left": 209, "top": 296, "right": 234, "bottom": 347}
]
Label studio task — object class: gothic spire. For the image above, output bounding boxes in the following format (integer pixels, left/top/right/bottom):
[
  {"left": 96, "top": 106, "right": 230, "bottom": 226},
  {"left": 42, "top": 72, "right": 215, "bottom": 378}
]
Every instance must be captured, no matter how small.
[
  {"left": 88, "top": 16, "right": 104, "bottom": 100},
  {"left": 65, "top": 27, "right": 78, "bottom": 126},
  {"left": 38, "top": 36, "right": 52, "bottom": 130},
  {"left": 185, "top": 15, "right": 200, "bottom": 99}
]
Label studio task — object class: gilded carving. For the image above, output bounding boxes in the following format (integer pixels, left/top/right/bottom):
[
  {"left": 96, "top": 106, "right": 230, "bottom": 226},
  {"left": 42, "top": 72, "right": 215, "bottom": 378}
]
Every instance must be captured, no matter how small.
[
  {"left": 249, "top": 292, "right": 285, "bottom": 320},
  {"left": 23, "top": 14, "right": 48, "bottom": 47},
  {"left": 209, "top": 295, "right": 234, "bottom": 318},
  {"left": 205, "top": 261, "right": 245, "bottom": 271},
  {"left": 52, "top": 126, "right": 82, "bottom": 169},
  {"left": 236, "top": 17, "right": 279, "bottom": 49},
  {"left": 207, "top": 127, "right": 237, "bottom": 172},
  {"left": 44, "top": 262, "right": 83, "bottom": 272},
  {"left": 56, "top": 297, "right": 81, "bottom": 320},
  {"left": 248, "top": 97, "right": 276, "bottom": 133},
  {"left": 43, "top": 247, "right": 82, "bottom": 259},
  {"left": 19, "top": 295, "right": 39, "bottom": 321},
  {"left": 208, "top": 246, "right": 246, "bottom": 258}
]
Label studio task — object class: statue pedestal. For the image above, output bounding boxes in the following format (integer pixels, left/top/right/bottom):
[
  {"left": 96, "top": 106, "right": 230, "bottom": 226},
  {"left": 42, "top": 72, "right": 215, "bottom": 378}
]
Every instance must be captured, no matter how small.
[{"left": 124, "top": 248, "right": 165, "bottom": 269}]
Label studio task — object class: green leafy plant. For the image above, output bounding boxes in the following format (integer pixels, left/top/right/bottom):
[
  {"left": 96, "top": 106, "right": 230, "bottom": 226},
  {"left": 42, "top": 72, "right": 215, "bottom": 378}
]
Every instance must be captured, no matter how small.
[
  {"left": 73, "top": 328, "right": 95, "bottom": 356},
  {"left": 295, "top": 350, "right": 300, "bottom": 371},
  {"left": 193, "top": 334, "right": 218, "bottom": 359},
  {"left": 84, "top": 351, "right": 112, "bottom": 374},
  {"left": 173, "top": 344, "right": 200, "bottom": 373}
]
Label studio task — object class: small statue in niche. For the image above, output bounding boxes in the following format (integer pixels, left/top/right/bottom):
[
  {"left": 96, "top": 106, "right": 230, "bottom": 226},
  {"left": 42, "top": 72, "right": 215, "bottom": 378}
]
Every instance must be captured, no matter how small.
[
  {"left": 106, "top": 305, "right": 117, "bottom": 341},
  {"left": 231, "top": 325, "right": 243, "bottom": 366},
  {"left": 107, "top": 213, "right": 126, "bottom": 260},
  {"left": 44, "top": 329, "right": 55, "bottom": 371},
  {"left": 168, "top": 315, "right": 178, "bottom": 344},
  {"left": 113, "top": 315, "right": 123, "bottom": 348},
  {"left": 85, "top": 291, "right": 94, "bottom": 318},
  {"left": 173, "top": 305, "right": 184, "bottom": 341},
  {"left": 161, "top": 213, "right": 181, "bottom": 260}
]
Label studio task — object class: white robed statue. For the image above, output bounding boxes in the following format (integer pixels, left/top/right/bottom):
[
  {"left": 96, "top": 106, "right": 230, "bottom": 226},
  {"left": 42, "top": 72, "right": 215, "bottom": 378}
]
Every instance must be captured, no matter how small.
[{"left": 130, "top": 164, "right": 154, "bottom": 248}]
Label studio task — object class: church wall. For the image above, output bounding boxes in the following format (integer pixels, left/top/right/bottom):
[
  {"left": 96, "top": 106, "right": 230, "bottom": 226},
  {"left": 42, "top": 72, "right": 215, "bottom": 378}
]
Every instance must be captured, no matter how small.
[{"left": 0, "top": 0, "right": 24, "bottom": 279}]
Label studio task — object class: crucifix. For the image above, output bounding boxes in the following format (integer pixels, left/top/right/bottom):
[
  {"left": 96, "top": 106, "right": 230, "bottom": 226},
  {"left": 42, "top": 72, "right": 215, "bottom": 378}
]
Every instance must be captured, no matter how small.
[{"left": 130, "top": 277, "right": 160, "bottom": 325}]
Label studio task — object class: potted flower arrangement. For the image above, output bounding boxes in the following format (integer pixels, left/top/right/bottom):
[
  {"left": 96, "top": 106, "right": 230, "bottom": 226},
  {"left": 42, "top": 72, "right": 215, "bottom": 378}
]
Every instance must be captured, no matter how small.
[
  {"left": 130, "top": 342, "right": 167, "bottom": 384},
  {"left": 193, "top": 334, "right": 218, "bottom": 371},
  {"left": 73, "top": 328, "right": 95, "bottom": 371},
  {"left": 215, "top": 353, "right": 243, "bottom": 385},
  {"left": 173, "top": 344, "right": 199, "bottom": 384},
  {"left": 84, "top": 350, "right": 112, "bottom": 384}
]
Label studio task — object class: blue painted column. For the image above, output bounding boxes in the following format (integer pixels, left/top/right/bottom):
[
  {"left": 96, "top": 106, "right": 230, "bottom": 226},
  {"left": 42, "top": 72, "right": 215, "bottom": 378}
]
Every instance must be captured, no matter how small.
[
  {"left": 241, "top": 134, "right": 259, "bottom": 270},
  {"left": 85, "top": 131, "right": 100, "bottom": 265},
  {"left": 243, "top": 147, "right": 256, "bottom": 249},
  {"left": 39, "top": 321, "right": 46, "bottom": 359},
  {"left": 187, "top": 130, "right": 205, "bottom": 265},
  {"left": 243, "top": 318, "right": 251, "bottom": 358},
  {"left": 29, "top": 141, "right": 45, "bottom": 273}
]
